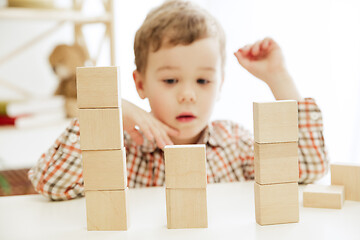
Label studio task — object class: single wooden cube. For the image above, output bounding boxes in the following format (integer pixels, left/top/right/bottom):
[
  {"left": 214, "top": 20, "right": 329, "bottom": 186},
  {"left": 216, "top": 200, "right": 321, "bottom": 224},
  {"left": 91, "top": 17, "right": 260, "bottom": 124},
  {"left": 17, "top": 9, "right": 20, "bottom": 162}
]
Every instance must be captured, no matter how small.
[
  {"left": 77, "top": 66, "right": 121, "bottom": 109},
  {"left": 164, "top": 144, "right": 207, "bottom": 189},
  {"left": 253, "top": 100, "right": 298, "bottom": 143},
  {"left": 303, "top": 184, "right": 344, "bottom": 209},
  {"left": 254, "top": 142, "right": 299, "bottom": 184},
  {"left": 166, "top": 188, "right": 208, "bottom": 229},
  {"left": 85, "top": 189, "right": 128, "bottom": 231},
  {"left": 331, "top": 163, "right": 360, "bottom": 201},
  {"left": 79, "top": 108, "right": 123, "bottom": 150},
  {"left": 82, "top": 148, "right": 127, "bottom": 191},
  {"left": 254, "top": 182, "right": 299, "bottom": 225}
]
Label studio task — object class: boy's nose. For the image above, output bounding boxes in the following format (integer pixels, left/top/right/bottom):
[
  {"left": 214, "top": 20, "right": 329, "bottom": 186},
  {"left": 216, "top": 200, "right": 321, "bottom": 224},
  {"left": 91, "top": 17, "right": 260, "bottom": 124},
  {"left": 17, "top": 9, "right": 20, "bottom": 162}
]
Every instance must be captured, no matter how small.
[{"left": 178, "top": 90, "right": 196, "bottom": 103}]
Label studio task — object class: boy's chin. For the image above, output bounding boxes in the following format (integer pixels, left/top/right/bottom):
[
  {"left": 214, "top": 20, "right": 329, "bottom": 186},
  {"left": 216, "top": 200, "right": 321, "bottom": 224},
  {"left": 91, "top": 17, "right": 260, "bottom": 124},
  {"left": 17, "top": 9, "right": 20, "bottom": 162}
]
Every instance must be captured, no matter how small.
[{"left": 170, "top": 128, "right": 204, "bottom": 145}]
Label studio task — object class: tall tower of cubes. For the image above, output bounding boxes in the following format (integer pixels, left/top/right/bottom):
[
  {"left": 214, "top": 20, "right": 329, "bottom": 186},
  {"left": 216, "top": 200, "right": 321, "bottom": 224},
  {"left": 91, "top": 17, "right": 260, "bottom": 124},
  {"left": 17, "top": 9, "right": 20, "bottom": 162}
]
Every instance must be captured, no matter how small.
[{"left": 77, "top": 67, "right": 128, "bottom": 231}]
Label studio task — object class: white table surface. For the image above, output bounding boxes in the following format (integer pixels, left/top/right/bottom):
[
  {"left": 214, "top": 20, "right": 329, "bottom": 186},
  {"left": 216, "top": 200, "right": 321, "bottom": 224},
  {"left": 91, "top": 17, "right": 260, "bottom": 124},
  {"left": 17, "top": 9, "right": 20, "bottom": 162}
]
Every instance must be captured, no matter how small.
[{"left": 1, "top": 181, "right": 359, "bottom": 240}]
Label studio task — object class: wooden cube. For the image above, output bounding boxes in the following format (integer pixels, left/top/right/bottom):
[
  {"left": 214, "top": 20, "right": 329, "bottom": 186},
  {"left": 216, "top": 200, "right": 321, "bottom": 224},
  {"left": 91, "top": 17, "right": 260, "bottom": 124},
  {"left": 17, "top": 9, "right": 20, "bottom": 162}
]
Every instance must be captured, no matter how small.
[
  {"left": 254, "top": 142, "right": 299, "bottom": 184},
  {"left": 303, "top": 184, "right": 344, "bottom": 209},
  {"left": 79, "top": 108, "right": 123, "bottom": 150},
  {"left": 331, "top": 163, "right": 360, "bottom": 201},
  {"left": 253, "top": 100, "right": 298, "bottom": 143},
  {"left": 77, "top": 66, "right": 121, "bottom": 109},
  {"left": 85, "top": 189, "right": 128, "bottom": 231},
  {"left": 166, "top": 188, "right": 208, "bottom": 229},
  {"left": 254, "top": 182, "right": 299, "bottom": 225},
  {"left": 82, "top": 148, "right": 127, "bottom": 190},
  {"left": 164, "top": 144, "right": 207, "bottom": 189}
]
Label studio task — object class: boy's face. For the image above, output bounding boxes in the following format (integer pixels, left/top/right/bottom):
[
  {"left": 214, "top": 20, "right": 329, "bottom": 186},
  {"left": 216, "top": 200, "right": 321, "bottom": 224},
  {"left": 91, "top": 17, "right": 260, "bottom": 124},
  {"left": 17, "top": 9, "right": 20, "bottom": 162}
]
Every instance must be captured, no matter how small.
[{"left": 134, "top": 37, "right": 223, "bottom": 144}]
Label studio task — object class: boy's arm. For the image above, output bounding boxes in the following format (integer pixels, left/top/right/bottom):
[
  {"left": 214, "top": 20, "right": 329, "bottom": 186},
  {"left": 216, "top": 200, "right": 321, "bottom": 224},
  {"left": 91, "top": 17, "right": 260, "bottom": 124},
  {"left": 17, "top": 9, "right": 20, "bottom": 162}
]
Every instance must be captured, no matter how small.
[
  {"left": 235, "top": 38, "right": 329, "bottom": 183},
  {"left": 297, "top": 98, "right": 328, "bottom": 183},
  {"left": 28, "top": 119, "right": 84, "bottom": 200},
  {"left": 235, "top": 38, "right": 301, "bottom": 100},
  {"left": 28, "top": 99, "right": 178, "bottom": 200}
]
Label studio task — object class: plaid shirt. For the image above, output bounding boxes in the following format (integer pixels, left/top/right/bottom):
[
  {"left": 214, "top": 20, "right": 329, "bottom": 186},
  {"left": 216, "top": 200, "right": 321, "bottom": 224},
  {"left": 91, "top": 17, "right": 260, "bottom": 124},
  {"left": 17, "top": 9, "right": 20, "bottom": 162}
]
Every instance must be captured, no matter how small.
[{"left": 28, "top": 98, "right": 328, "bottom": 200}]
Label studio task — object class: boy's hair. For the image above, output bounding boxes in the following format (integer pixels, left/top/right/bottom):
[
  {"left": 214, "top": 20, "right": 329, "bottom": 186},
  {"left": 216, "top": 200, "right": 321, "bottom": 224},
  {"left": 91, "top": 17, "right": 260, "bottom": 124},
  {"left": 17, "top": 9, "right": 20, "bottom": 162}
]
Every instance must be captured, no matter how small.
[{"left": 134, "top": 0, "right": 226, "bottom": 74}]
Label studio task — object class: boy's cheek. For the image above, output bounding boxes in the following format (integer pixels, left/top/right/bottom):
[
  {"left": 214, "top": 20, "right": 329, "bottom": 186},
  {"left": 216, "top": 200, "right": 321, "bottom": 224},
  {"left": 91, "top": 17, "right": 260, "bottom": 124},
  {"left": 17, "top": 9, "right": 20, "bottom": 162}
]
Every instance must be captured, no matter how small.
[{"left": 149, "top": 95, "right": 174, "bottom": 119}]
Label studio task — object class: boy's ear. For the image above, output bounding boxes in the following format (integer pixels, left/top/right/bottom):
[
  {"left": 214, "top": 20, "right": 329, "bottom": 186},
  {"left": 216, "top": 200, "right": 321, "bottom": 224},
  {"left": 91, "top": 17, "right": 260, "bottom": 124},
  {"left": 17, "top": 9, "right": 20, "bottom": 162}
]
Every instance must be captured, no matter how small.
[{"left": 133, "top": 70, "right": 146, "bottom": 99}]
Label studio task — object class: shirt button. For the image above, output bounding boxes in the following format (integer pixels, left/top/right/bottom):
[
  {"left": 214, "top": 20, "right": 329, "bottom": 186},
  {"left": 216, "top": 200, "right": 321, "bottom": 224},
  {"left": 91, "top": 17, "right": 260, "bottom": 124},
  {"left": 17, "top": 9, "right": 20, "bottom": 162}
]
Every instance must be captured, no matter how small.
[
  {"left": 310, "top": 112, "right": 320, "bottom": 121},
  {"left": 69, "top": 133, "right": 78, "bottom": 143}
]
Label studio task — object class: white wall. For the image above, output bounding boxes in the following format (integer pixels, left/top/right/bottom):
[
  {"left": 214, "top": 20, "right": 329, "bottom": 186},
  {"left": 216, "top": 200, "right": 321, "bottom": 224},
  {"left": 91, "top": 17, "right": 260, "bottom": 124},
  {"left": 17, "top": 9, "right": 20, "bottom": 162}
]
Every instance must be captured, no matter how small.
[{"left": 0, "top": 0, "right": 359, "bottom": 166}]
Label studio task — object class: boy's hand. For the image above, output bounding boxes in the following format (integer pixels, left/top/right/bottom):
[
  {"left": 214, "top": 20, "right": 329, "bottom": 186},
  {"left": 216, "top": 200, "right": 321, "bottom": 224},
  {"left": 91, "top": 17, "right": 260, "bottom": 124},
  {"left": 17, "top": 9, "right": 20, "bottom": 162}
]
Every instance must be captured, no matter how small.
[
  {"left": 234, "top": 37, "right": 301, "bottom": 101},
  {"left": 122, "top": 99, "right": 179, "bottom": 149},
  {"left": 234, "top": 37, "right": 288, "bottom": 86}
]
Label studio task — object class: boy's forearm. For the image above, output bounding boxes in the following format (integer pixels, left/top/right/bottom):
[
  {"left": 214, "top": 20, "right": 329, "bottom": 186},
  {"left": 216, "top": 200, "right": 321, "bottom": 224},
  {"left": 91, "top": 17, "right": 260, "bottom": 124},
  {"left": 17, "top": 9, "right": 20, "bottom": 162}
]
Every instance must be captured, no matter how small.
[
  {"left": 297, "top": 99, "right": 329, "bottom": 183},
  {"left": 266, "top": 71, "right": 302, "bottom": 101},
  {"left": 28, "top": 119, "right": 84, "bottom": 200}
]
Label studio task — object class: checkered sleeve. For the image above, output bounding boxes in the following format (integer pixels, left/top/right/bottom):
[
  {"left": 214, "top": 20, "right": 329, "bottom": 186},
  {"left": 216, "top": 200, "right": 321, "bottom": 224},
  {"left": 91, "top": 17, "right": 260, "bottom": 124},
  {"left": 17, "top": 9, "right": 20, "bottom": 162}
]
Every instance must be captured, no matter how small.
[
  {"left": 28, "top": 118, "right": 84, "bottom": 201},
  {"left": 298, "top": 98, "right": 329, "bottom": 183}
]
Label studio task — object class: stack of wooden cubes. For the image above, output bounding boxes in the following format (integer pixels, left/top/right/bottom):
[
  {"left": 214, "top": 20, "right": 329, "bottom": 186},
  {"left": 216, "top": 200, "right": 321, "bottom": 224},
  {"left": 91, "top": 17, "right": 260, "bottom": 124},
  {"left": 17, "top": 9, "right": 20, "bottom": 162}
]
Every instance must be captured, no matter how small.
[
  {"left": 253, "top": 100, "right": 299, "bottom": 225},
  {"left": 164, "top": 144, "right": 208, "bottom": 229},
  {"left": 77, "top": 66, "right": 128, "bottom": 231}
]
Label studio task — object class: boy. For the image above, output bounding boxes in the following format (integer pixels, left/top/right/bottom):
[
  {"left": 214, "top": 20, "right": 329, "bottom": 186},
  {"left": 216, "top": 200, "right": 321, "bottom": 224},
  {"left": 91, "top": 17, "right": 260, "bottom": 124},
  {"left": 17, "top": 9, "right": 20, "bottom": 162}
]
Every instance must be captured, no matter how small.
[{"left": 28, "top": 0, "right": 328, "bottom": 200}]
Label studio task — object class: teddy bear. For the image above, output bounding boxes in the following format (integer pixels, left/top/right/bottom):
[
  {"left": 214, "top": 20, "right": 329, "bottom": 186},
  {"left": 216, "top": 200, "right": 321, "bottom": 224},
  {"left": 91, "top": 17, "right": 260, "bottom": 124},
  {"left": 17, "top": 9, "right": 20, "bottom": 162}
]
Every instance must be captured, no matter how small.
[{"left": 49, "top": 44, "right": 88, "bottom": 117}]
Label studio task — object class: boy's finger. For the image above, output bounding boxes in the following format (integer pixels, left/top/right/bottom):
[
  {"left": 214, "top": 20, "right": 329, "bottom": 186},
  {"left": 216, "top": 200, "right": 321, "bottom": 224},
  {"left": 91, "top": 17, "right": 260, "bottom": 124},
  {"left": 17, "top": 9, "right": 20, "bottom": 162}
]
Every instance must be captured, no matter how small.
[
  {"left": 240, "top": 44, "right": 251, "bottom": 55},
  {"left": 234, "top": 51, "right": 250, "bottom": 68},
  {"left": 152, "top": 131, "right": 164, "bottom": 149},
  {"left": 139, "top": 123, "right": 155, "bottom": 141},
  {"left": 266, "top": 38, "right": 277, "bottom": 50},
  {"left": 261, "top": 38, "right": 270, "bottom": 50},
  {"left": 157, "top": 137, "right": 166, "bottom": 149},
  {"left": 251, "top": 41, "right": 261, "bottom": 56},
  {"left": 155, "top": 123, "right": 174, "bottom": 146},
  {"left": 143, "top": 129, "right": 155, "bottom": 142},
  {"left": 150, "top": 126, "right": 167, "bottom": 149},
  {"left": 161, "top": 128, "right": 174, "bottom": 145},
  {"left": 128, "top": 129, "right": 144, "bottom": 145}
]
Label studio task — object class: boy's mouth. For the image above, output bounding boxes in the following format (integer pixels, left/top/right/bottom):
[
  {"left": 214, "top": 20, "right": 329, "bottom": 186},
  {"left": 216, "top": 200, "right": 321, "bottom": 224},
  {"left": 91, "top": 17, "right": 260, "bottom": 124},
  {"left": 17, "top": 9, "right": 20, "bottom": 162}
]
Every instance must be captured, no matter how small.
[{"left": 176, "top": 112, "right": 196, "bottom": 122}]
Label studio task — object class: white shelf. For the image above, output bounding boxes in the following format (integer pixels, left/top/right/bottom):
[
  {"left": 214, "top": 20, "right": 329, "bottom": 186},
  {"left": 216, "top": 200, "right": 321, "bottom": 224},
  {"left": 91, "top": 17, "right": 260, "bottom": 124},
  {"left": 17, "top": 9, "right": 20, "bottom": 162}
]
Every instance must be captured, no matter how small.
[
  {"left": 0, "top": 0, "right": 116, "bottom": 98},
  {"left": 0, "top": 7, "right": 111, "bottom": 23}
]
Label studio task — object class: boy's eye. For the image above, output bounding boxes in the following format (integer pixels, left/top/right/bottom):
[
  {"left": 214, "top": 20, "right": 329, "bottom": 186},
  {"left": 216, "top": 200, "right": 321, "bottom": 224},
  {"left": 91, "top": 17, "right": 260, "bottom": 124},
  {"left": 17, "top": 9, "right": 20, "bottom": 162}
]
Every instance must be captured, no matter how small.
[
  {"left": 163, "top": 79, "right": 178, "bottom": 84},
  {"left": 197, "top": 78, "right": 210, "bottom": 84}
]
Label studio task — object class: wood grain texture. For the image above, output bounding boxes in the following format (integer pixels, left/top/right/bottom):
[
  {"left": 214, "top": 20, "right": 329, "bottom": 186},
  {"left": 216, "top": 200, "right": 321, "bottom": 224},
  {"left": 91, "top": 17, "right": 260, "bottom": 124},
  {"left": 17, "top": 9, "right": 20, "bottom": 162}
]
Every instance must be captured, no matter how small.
[
  {"left": 82, "top": 148, "right": 127, "bottom": 190},
  {"left": 79, "top": 108, "right": 123, "bottom": 150},
  {"left": 164, "top": 144, "right": 207, "bottom": 189},
  {"left": 85, "top": 189, "right": 128, "bottom": 231},
  {"left": 77, "top": 66, "right": 121, "bottom": 108},
  {"left": 303, "top": 184, "right": 344, "bottom": 209},
  {"left": 254, "top": 142, "right": 299, "bottom": 184},
  {"left": 166, "top": 188, "right": 208, "bottom": 229},
  {"left": 254, "top": 182, "right": 299, "bottom": 225},
  {"left": 253, "top": 100, "right": 298, "bottom": 143},
  {"left": 331, "top": 163, "right": 360, "bottom": 201}
]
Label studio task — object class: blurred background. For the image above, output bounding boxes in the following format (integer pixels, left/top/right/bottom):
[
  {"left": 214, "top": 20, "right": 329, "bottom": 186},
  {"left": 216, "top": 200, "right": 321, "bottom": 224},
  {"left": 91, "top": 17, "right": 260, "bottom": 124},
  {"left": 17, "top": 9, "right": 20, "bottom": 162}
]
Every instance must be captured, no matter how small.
[{"left": 0, "top": 0, "right": 359, "bottom": 196}]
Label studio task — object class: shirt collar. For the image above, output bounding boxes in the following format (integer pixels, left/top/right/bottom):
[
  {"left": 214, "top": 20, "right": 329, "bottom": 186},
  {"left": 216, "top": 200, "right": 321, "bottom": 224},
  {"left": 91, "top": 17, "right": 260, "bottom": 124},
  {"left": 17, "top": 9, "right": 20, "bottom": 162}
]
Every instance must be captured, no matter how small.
[{"left": 198, "top": 121, "right": 236, "bottom": 148}]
